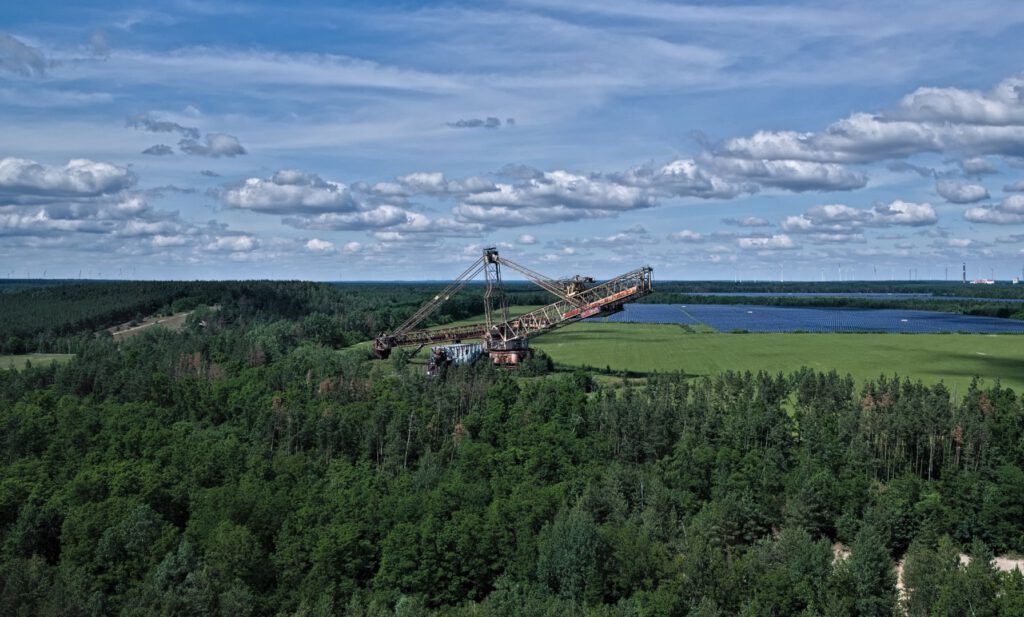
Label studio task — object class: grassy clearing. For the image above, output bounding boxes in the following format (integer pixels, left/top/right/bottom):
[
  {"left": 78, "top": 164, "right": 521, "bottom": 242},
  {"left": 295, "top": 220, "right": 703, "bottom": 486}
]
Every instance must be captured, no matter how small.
[
  {"left": 109, "top": 311, "right": 192, "bottom": 339},
  {"left": 0, "top": 353, "right": 75, "bottom": 370},
  {"left": 532, "top": 322, "right": 1024, "bottom": 393}
]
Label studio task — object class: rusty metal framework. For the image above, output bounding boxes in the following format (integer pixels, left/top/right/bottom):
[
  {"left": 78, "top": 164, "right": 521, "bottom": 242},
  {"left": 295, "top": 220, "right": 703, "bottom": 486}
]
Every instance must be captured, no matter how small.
[{"left": 373, "top": 248, "right": 653, "bottom": 363}]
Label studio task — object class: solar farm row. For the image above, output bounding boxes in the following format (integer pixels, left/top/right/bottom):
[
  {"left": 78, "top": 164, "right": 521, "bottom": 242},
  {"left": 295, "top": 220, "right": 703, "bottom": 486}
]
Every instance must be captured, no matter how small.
[
  {"left": 686, "top": 292, "right": 1024, "bottom": 303},
  {"left": 591, "top": 304, "right": 1024, "bottom": 334}
]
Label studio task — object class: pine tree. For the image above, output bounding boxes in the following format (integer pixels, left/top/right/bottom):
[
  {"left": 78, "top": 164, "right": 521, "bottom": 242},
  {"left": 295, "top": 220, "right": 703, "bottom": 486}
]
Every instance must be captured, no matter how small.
[{"left": 846, "top": 524, "right": 897, "bottom": 617}]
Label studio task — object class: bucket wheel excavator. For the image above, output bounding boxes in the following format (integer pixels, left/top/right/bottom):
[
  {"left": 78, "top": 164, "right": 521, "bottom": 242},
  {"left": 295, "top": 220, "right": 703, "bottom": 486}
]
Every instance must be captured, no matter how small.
[{"left": 373, "top": 247, "right": 653, "bottom": 366}]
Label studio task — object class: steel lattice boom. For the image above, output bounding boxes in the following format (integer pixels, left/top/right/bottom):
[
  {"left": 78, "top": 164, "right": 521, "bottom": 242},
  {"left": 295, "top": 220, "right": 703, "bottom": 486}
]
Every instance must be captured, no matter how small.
[{"left": 373, "top": 248, "right": 653, "bottom": 364}]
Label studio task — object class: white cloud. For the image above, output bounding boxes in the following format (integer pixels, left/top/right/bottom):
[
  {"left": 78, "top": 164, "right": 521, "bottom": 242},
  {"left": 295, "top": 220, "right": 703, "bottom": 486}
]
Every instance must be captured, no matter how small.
[
  {"left": 964, "top": 194, "right": 1024, "bottom": 224},
  {"left": 872, "top": 200, "right": 938, "bottom": 226},
  {"left": 935, "top": 180, "right": 989, "bottom": 203},
  {"left": 0, "top": 157, "right": 136, "bottom": 204},
  {"left": 1004, "top": 181, "right": 1024, "bottom": 192},
  {"left": 204, "top": 235, "right": 259, "bottom": 252},
  {"left": 707, "top": 156, "right": 867, "bottom": 191},
  {"left": 668, "top": 229, "right": 705, "bottom": 242},
  {"left": 782, "top": 200, "right": 937, "bottom": 236},
  {"left": 342, "top": 241, "right": 363, "bottom": 253},
  {"left": 453, "top": 170, "right": 657, "bottom": 227},
  {"left": 221, "top": 171, "right": 357, "bottom": 214},
  {"left": 463, "top": 170, "right": 655, "bottom": 211},
  {"left": 304, "top": 238, "right": 335, "bottom": 252},
  {"left": 737, "top": 234, "right": 797, "bottom": 250},
  {"left": 895, "top": 77, "right": 1024, "bottom": 125},
  {"left": 380, "top": 171, "right": 496, "bottom": 197},
  {"left": 717, "top": 75, "right": 1024, "bottom": 165},
  {"left": 0, "top": 209, "right": 116, "bottom": 235},
  {"left": 284, "top": 205, "right": 411, "bottom": 230},
  {"left": 517, "top": 233, "right": 537, "bottom": 244},
  {"left": 616, "top": 159, "right": 746, "bottom": 198}
]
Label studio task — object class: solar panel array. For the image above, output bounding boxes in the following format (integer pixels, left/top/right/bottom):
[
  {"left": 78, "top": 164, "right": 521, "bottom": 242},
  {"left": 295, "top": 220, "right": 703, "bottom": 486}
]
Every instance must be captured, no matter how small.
[
  {"left": 688, "top": 292, "right": 1024, "bottom": 303},
  {"left": 590, "top": 304, "right": 1024, "bottom": 334}
]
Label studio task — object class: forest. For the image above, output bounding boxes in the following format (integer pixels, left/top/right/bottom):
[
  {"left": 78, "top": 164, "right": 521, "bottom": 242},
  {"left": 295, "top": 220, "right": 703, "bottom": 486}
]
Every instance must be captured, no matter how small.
[{"left": 1, "top": 280, "right": 1024, "bottom": 616}]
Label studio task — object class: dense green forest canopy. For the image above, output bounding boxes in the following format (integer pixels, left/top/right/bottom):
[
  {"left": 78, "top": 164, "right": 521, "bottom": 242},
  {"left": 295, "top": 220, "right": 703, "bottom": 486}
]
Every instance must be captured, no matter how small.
[{"left": 2, "top": 280, "right": 1024, "bottom": 616}]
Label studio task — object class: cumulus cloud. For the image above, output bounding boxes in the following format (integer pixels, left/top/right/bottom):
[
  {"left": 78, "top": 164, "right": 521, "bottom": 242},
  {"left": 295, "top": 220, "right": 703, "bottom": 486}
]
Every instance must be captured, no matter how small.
[
  {"left": 221, "top": 170, "right": 357, "bottom": 214},
  {"left": 873, "top": 200, "right": 938, "bottom": 226},
  {"left": 668, "top": 229, "right": 705, "bottom": 242},
  {"left": 716, "top": 75, "right": 1024, "bottom": 166},
  {"left": 896, "top": 78, "right": 1024, "bottom": 125},
  {"left": 517, "top": 233, "right": 537, "bottom": 244},
  {"left": 0, "top": 210, "right": 117, "bottom": 236},
  {"left": 179, "top": 133, "right": 246, "bottom": 157},
  {"left": 707, "top": 156, "right": 867, "bottom": 191},
  {"left": 935, "top": 180, "right": 989, "bottom": 203},
  {"left": 453, "top": 203, "right": 600, "bottom": 227},
  {"left": 722, "top": 216, "right": 771, "bottom": 227},
  {"left": 0, "top": 156, "right": 263, "bottom": 259},
  {"left": 0, "top": 191, "right": 202, "bottom": 244},
  {"left": 376, "top": 171, "right": 496, "bottom": 197},
  {"left": 964, "top": 195, "right": 1024, "bottom": 224},
  {"left": 782, "top": 201, "right": 937, "bottom": 238},
  {"left": 447, "top": 117, "right": 502, "bottom": 129},
  {"left": 204, "top": 235, "right": 259, "bottom": 252},
  {"left": 0, "top": 33, "right": 46, "bottom": 77},
  {"left": 454, "top": 170, "right": 657, "bottom": 227},
  {"left": 304, "top": 238, "right": 335, "bottom": 252},
  {"left": 142, "top": 144, "right": 174, "bottom": 156},
  {"left": 0, "top": 157, "right": 136, "bottom": 204},
  {"left": 462, "top": 170, "right": 654, "bottom": 211},
  {"left": 342, "top": 241, "right": 363, "bottom": 253},
  {"left": 1004, "top": 180, "right": 1024, "bottom": 192},
  {"left": 615, "top": 159, "right": 746, "bottom": 198},
  {"left": 738, "top": 234, "right": 797, "bottom": 250},
  {"left": 283, "top": 205, "right": 411, "bottom": 230},
  {"left": 221, "top": 168, "right": 483, "bottom": 237},
  {"left": 125, "top": 113, "right": 200, "bottom": 139}
]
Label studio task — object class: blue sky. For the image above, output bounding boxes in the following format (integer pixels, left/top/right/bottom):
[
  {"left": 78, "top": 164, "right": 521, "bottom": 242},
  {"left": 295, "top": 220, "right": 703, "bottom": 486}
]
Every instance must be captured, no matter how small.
[{"left": 3, "top": 0, "right": 1024, "bottom": 281}]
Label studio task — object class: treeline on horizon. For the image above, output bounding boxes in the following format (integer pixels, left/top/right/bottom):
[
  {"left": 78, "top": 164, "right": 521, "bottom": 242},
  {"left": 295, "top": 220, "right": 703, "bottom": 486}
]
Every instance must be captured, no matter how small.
[
  {"left": 0, "top": 280, "right": 555, "bottom": 355},
  {"left": 1, "top": 281, "right": 1024, "bottom": 615},
  {"left": 3, "top": 278, "right": 1024, "bottom": 355}
]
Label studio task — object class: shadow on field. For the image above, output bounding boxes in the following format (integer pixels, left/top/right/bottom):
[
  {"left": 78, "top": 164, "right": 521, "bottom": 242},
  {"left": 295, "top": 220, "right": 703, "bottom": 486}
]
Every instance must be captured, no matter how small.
[{"left": 932, "top": 354, "right": 1024, "bottom": 390}]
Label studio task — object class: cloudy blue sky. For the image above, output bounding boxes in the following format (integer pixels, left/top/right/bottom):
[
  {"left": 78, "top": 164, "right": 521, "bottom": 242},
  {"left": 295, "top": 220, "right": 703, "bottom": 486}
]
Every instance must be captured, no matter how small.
[{"left": 3, "top": 0, "right": 1024, "bottom": 281}]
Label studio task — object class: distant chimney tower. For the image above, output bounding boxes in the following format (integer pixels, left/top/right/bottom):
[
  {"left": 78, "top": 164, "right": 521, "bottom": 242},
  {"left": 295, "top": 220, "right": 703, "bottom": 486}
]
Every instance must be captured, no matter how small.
[{"left": 962, "top": 262, "right": 967, "bottom": 284}]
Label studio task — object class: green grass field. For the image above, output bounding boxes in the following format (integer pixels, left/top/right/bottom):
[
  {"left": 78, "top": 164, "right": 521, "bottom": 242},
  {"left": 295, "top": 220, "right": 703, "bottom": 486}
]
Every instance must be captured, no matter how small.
[
  {"left": 0, "top": 353, "right": 75, "bottom": 370},
  {"left": 532, "top": 322, "right": 1024, "bottom": 393}
]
